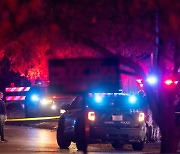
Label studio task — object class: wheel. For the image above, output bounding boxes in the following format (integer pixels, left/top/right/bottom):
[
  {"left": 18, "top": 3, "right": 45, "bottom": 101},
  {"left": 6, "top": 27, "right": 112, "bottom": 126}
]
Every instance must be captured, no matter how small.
[
  {"left": 76, "top": 141, "right": 87, "bottom": 152},
  {"left": 75, "top": 118, "right": 88, "bottom": 152},
  {"left": 132, "top": 141, "right": 144, "bottom": 151},
  {"left": 111, "top": 142, "right": 124, "bottom": 149},
  {"left": 57, "top": 119, "right": 71, "bottom": 149}
]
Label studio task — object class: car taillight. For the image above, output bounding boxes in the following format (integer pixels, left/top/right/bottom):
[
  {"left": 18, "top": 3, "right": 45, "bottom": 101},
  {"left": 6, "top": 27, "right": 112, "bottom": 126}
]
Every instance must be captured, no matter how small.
[
  {"left": 88, "top": 111, "right": 95, "bottom": 121},
  {"left": 138, "top": 112, "right": 144, "bottom": 122}
]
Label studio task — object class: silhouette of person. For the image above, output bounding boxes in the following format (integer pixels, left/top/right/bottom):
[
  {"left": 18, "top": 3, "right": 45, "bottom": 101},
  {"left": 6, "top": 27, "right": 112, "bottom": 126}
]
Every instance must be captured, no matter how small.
[{"left": 0, "top": 92, "right": 7, "bottom": 142}]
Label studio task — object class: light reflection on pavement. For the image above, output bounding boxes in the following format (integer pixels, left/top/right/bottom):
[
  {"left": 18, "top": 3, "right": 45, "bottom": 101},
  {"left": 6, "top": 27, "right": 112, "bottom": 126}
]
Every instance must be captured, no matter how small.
[{"left": 0, "top": 126, "right": 163, "bottom": 154}]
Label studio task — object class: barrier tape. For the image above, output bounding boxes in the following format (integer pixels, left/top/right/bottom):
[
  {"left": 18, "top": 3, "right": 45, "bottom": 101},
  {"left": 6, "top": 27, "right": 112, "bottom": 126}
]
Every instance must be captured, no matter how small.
[{"left": 7, "top": 116, "right": 60, "bottom": 122}]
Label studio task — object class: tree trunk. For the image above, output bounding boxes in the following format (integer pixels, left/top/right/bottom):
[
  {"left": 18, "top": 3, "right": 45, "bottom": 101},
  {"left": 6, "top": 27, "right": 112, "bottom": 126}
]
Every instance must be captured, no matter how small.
[
  {"left": 160, "top": 127, "right": 179, "bottom": 153},
  {"left": 159, "top": 89, "right": 179, "bottom": 153},
  {"left": 161, "top": 131, "right": 179, "bottom": 153}
]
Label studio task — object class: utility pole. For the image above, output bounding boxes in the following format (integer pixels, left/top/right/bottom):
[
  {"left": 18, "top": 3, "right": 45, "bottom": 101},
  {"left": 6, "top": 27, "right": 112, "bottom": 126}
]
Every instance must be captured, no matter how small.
[{"left": 154, "top": 3, "right": 159, "bottom": 70}]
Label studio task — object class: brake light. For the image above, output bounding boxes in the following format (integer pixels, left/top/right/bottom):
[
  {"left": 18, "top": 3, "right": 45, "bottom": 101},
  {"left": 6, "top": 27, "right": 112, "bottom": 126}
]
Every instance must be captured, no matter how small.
[
  {"left": 88, "top": 111, "right": 95, "bottom": 121},
  {"left": 138, "top": 112, "right": 144, "bottom": 122}
]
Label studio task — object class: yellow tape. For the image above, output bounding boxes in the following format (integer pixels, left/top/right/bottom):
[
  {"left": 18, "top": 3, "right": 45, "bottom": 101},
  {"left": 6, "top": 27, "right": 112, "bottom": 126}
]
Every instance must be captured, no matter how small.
[{"left": 7, "top": 116, "right": 60, "bottom": 122}]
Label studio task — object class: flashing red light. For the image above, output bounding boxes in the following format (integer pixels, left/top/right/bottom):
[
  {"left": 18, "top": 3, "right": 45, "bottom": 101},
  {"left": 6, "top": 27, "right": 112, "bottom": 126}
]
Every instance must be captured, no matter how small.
[
  {"left": 164, "top": 79, "right": 178, "bottom": 86},
  {"left": 174, "top": 81, "right": 179, "bottom": 84},
  {"left": 136, "top": 79, "right": 143, "bottom": 87},
  {"left": 136, "top": 79, "right": 142, "bottom": 83},
  {"left": 139, "top": 83, "right": 144, "bottom": 88},
  {"left": 164, "top": 79, "right": 173, "bottom": 85}
]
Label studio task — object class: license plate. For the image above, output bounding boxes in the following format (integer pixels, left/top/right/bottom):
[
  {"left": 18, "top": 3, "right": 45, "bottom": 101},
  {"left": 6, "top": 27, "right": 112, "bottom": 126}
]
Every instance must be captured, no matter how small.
[{"left": 112, "top": 115, "right": 123, "bottom": 121}]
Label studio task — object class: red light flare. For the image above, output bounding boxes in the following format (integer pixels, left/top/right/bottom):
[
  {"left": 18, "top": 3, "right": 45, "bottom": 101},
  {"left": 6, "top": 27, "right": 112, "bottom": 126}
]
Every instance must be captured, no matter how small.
[
  {"left": 136, "top": 79, "right": 143, "bottom": 88},
  {"left": 164, "top": 79, "right": 173, "bottom": 86},
  {"left": 164, "top": 79, "right": 178, "bottom": 86}
]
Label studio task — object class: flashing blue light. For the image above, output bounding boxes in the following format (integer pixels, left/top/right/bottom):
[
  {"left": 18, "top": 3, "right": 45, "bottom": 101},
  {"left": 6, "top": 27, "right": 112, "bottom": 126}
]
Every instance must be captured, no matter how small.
[
  {"left": 129, "top": 95, "right": 137, "bottom": 104},
  {"left": 146, "top": 75, "right": 157, "bottom": 85},
  {"left": 94, "top": 94, "right": 103, "bottom": 103},
  {"left": 31, "top": 94, "right": 40, "bottom": 101}
]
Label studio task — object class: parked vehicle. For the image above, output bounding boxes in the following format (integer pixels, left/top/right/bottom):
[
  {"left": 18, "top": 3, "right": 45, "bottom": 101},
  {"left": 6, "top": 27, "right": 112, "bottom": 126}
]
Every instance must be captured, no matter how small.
[
  {"left": 57, "top": 92, "right": 146, "bottom": 151},
  {"left": 25, "top": 86, "right": 75, "bottom": 117}
]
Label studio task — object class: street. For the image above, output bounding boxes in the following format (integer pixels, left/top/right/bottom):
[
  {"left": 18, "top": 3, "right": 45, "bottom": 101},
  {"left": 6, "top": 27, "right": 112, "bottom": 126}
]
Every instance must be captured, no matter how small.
[
  {"left": 3, "top": 105, "right": 180, "bottom": 153},
  {"left": 0, "top": 125, "right": 162, "bottom": 153}
]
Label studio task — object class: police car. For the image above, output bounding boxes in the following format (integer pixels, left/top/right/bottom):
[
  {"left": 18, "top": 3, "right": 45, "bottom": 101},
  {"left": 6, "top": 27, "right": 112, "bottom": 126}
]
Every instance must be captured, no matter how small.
[
  {"left": 57, "top": 92, "right": 146, "bottom": 151},
  {"left": 25, "top": 86, "right": 74, "bottom": 117}
]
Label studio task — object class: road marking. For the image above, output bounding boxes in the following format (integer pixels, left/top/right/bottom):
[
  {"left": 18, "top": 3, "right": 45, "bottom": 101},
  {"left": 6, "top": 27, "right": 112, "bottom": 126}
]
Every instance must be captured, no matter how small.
[{"left": 7, "top": 116, "right": 60, "bottom": 122}]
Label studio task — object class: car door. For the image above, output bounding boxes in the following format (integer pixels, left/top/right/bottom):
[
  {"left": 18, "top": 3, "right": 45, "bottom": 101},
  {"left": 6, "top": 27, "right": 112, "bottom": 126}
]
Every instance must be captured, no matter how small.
[{"left": 64, "top": 95, "right": 83, "bottom": 136}]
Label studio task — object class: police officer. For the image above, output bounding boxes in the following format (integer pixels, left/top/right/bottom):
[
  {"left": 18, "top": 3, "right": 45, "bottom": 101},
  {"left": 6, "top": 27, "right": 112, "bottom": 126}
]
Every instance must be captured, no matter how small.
[
  {"left": 0, "top": 92, "right": 7, "bottom": 142},
  {"left": 137, "top": 90, "right": 153, "bottom": 143}
]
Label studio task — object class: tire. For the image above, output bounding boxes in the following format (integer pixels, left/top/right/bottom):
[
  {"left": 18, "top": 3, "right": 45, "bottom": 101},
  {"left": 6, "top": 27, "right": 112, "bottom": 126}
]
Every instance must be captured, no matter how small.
[
  {"left": 57, "top": 119, "right": 71, "bottom": 149},
  {"left": 132, "top": 141, "right": 144, "bottom": 151},
  {"left": 111, "top": 142, "right": 123, "bottom": 149},
  {"left": 75, "top": 118, "right": 88, "bottom": 152},
  {"left": 76, "top": 141, "right": 87, "bottom": 152}
]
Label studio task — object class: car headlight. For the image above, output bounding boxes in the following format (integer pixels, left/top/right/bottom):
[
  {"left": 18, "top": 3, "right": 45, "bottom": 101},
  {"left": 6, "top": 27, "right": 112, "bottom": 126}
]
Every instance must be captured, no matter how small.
[
  {"left": 40, "top": 98, "right": 53, "bottom": 105},
  {"left": 51, "top": 104, "right": 56, "bottom": 110}
]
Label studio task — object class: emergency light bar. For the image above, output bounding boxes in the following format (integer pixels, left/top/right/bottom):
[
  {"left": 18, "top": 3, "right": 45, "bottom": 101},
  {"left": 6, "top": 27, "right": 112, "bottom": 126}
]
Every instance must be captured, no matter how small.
[
  {"left": 137, "top": 76, "right": 179, "bottom": 87},
  {"left": 88, "top": 92, "right": 128, "bottom": 97},
  {"left": 88, "top": 92, "right": 138, "bottom": 105},
  {"left": 164, "top": 79, "right": 179, "bottom": 86},
  {"left": 146, "top": 75, "right": 158, "bottom": 85},
  {"left": 129, "top": 95, "right": 137, "bottom": 104}
]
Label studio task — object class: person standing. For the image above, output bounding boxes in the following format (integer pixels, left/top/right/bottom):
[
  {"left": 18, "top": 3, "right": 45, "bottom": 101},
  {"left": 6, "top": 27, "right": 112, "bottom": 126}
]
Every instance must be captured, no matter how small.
[{"left": 0, "top": 92, "right": 7, "bottom": 142}]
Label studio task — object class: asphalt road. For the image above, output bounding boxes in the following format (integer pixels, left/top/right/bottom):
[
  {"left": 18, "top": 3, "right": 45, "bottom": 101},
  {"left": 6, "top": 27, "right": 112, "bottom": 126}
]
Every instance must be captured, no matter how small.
[
  {"left": 0, "top": 125, "right": 162, "bottom": 154},
  {"left": 4, "top": 105, "right": 179, "bottom": 153}
]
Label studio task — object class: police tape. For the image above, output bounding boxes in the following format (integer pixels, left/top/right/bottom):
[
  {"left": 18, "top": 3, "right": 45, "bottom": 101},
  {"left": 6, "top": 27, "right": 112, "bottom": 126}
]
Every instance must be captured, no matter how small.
[{"left": 6, "top": 116, "right": 60, "bottom": 122}]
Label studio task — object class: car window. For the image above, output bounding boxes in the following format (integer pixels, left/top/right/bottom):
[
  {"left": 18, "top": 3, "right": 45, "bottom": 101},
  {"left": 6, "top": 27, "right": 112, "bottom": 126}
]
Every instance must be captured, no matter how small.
[{"left": 69, "top": 95, "right": 83, "bottom": 110}]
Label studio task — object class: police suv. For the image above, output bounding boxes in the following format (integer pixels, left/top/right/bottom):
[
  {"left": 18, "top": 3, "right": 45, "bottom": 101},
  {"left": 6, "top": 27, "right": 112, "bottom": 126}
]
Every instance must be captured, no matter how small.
[
  {"left": 25, "top": 86, "right": 74, "bottom": 117},
  {"left": 57, "top": 92, "right": 146, "bottom": 151}
]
